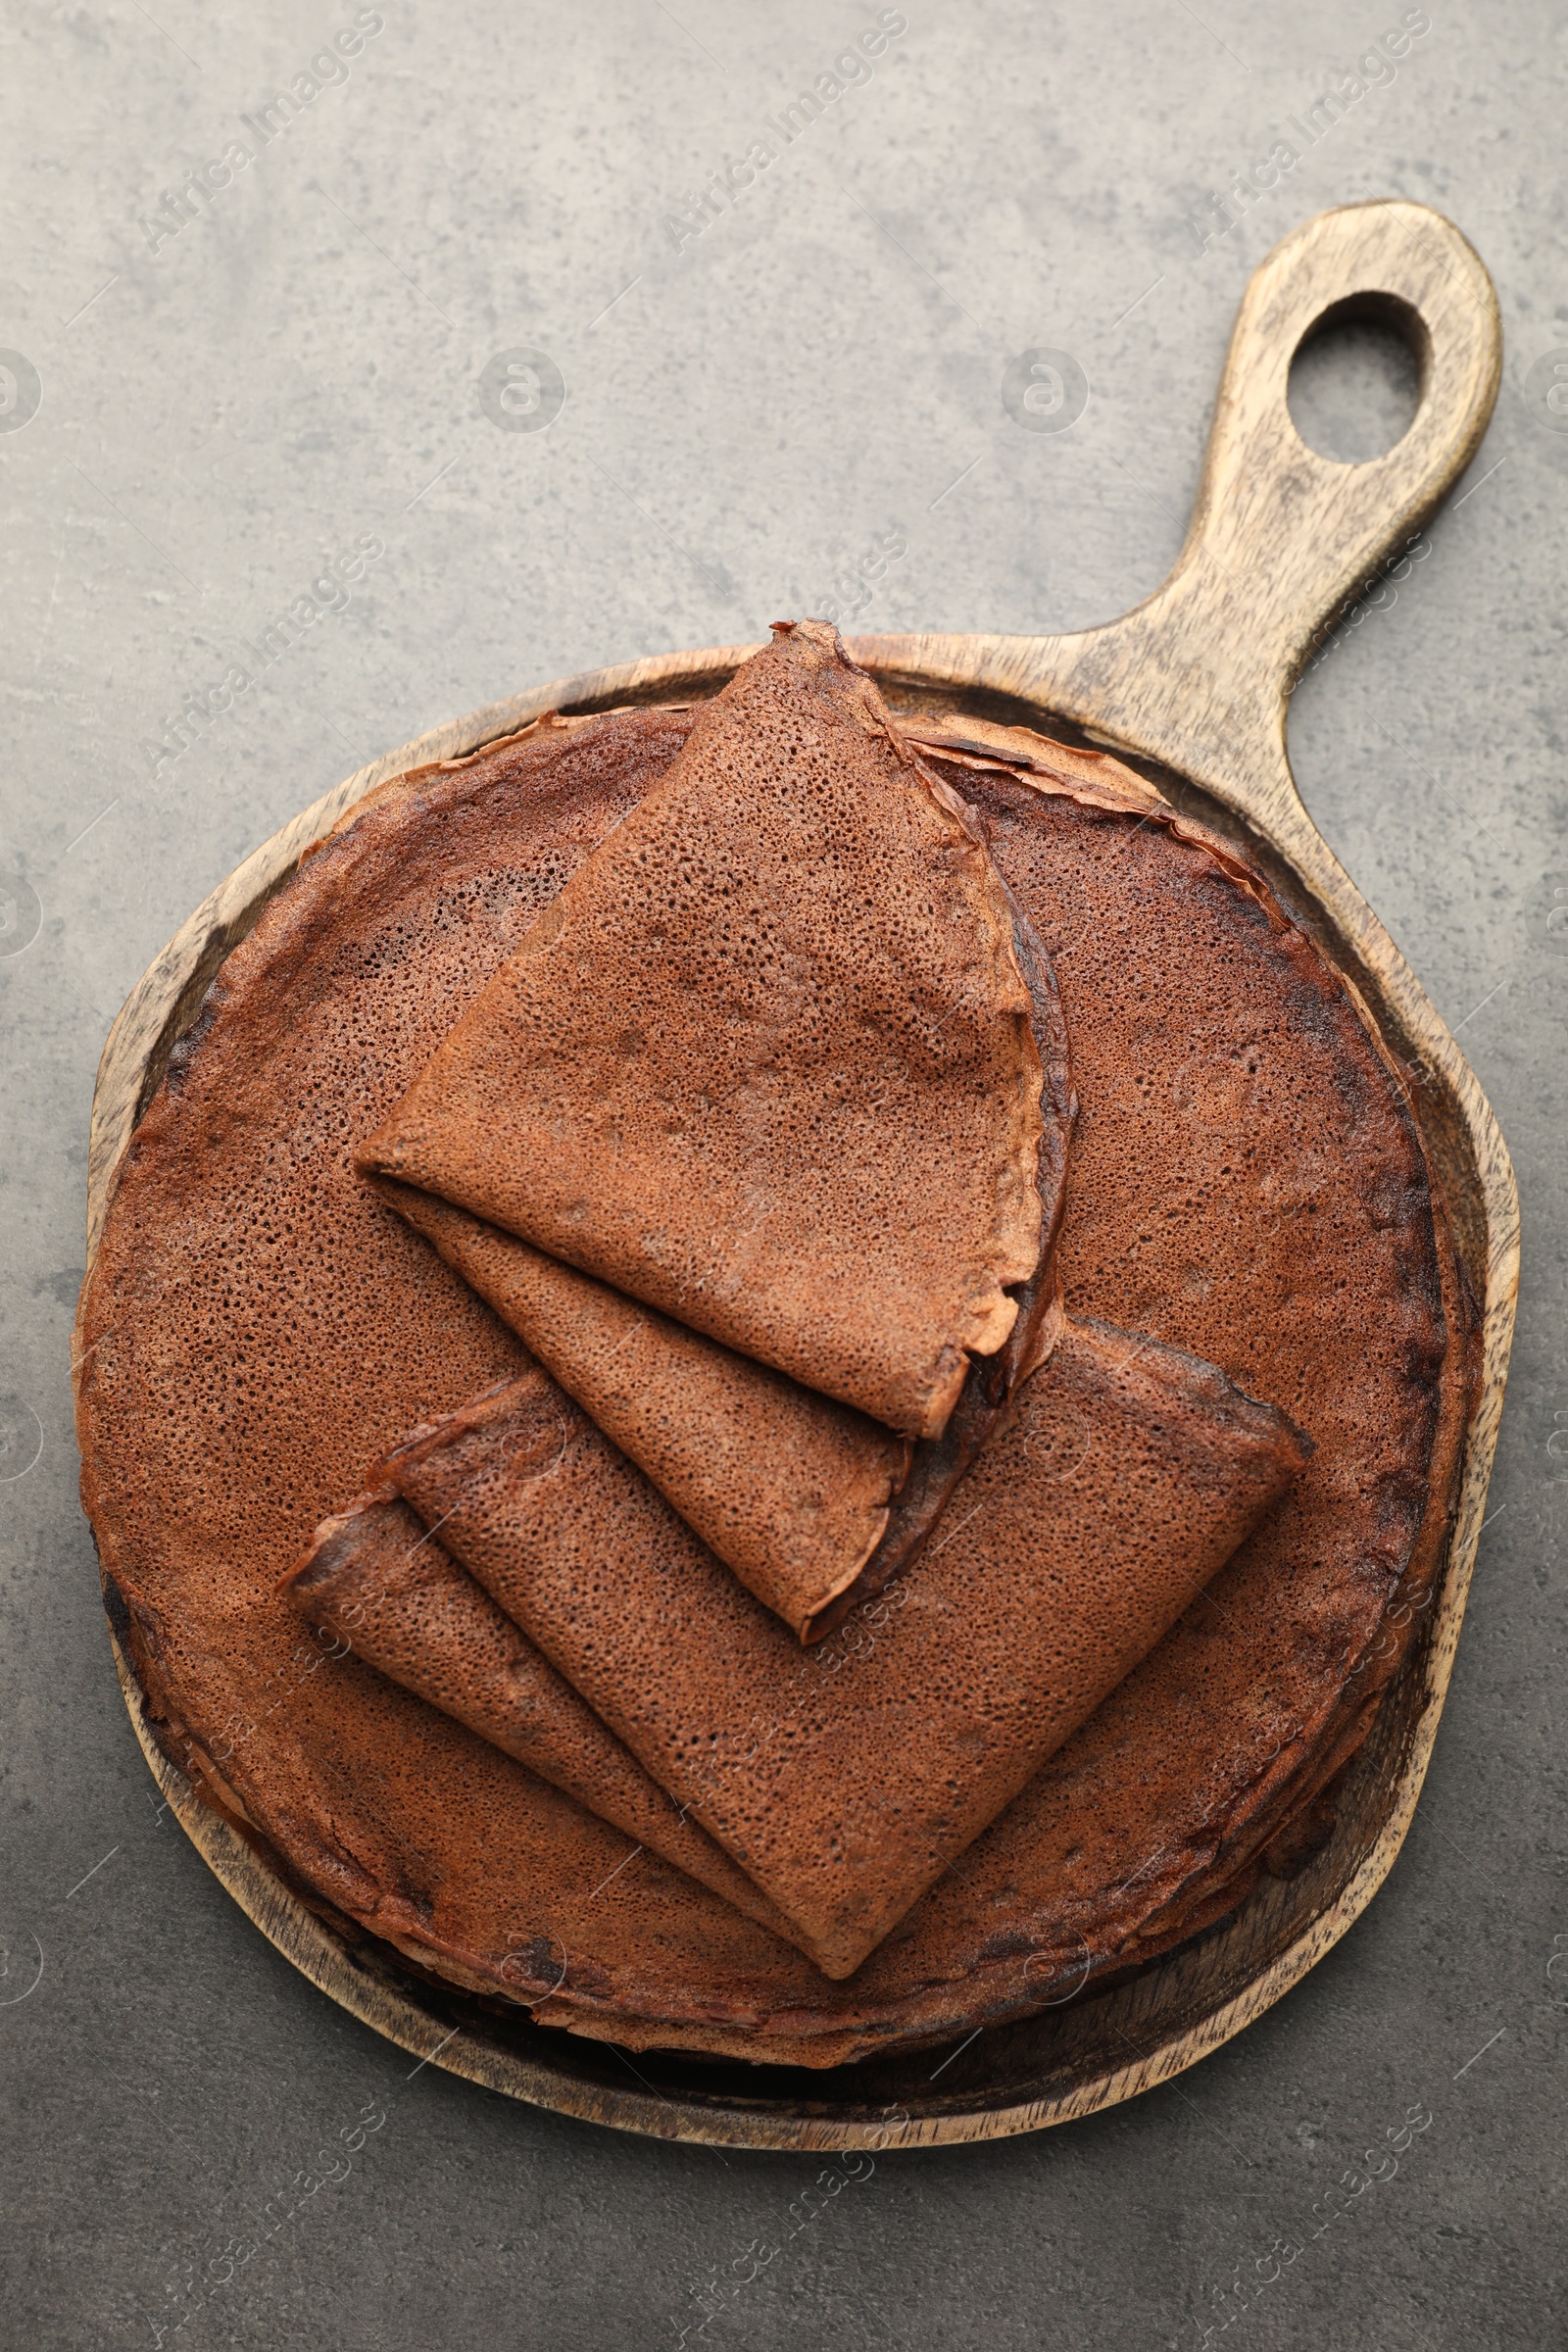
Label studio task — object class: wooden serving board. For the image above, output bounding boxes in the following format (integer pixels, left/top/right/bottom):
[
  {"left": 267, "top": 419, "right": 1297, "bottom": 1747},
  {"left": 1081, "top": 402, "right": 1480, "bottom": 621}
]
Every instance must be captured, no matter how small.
[{"left": 83, "top": 201, "right": 1517, "bottom": 2152}]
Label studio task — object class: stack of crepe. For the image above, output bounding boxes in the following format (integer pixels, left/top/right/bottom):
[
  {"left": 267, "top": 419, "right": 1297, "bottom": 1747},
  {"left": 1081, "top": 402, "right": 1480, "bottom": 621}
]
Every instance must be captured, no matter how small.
[
  {"left": 282, "top": 625, "right": 1308, "bottom": 1991},
  {"left": 76, "top": 620, "right": 1471, "bottom": 2072}
]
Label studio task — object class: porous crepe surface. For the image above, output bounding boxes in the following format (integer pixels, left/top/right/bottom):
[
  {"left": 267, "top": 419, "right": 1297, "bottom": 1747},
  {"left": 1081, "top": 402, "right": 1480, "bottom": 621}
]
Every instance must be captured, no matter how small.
[
  {"left": 281, "top": 1494, "right": 800, "bottom": 1941},
  {"left": 117, "top": 1562, "right": 795, "bottom": 2014},
  {"left": 716, "top": 752, "right": 1467, "bottom": 2044},
  {"left": 368, "top": 860, "right": 1076, "bottom": 1646},
  {"left": 370, "top": 1180, "right": 913, "bottom": 1640},
  {"left": 360, "top": 623, "right": 1049, "bottom": 1441},
  {"left": 369, "top": 868, "right": 1076, "bottom": 1645},
  {"left": 573, "top": 1168, "right": 1472, "bottom": 2070},
  {"left": 74, "top": 694, "right": 1461, "bottom": 2066},
  {"left": 78, "top": 709, "right": 814, "bottom": 2005},
  {"left": 375, "top": 1334, "right": 1306, "bottom": 1979}
]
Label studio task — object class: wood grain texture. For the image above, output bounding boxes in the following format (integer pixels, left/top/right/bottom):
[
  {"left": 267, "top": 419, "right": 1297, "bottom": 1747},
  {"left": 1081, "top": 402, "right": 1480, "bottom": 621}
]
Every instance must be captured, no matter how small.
[{"left": 81, "top": 202, "right": 1518, "bottom": 2149}]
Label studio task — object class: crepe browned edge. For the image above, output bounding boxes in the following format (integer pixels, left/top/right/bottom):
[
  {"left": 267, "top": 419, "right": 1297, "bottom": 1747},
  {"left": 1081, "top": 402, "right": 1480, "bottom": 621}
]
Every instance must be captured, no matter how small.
[
  {"left": 368, "top": 894, "right": 1073, "bottom": 1646},
  {"left": 357, "top": 622, "right": 1054, "bottom": 1444},
  {"left": 815, "top": 873, "right": 1075, "bottom": 1638},
  {"left": 75, "top": 696, "right": 1457, "bottom": 2079},
  {"left": 368, "top": 1326, "right": 1308, "bottom": 1980},
  {"left": 1074, "top": 1167, "right": 1480, "bottom": 1983},
  {"left": 278, "top": 1491, "right": 805, "bottom": 1947}
]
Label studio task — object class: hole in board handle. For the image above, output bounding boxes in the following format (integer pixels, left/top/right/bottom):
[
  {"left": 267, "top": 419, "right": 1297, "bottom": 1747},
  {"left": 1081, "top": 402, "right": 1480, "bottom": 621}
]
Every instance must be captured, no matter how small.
[{"left": 1287, "top": 292, "right": 1429, "bottom": 466}]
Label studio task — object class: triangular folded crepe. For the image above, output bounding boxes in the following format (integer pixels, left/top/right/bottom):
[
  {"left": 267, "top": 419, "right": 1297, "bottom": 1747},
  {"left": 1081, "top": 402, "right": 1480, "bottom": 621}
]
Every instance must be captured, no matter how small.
[
  {"left": 370, "top": 1179, "right": 910, "bottom": 1639},
  {"left": 359, "top": 622, "right": 1054, "bottom": 1441},
  {"left": 372, "top": 1325, "right": 1309, "bottom": 1977},
  {"left": 278, "top": 1492, "right": 800, "bottom": 1945},
  {"left": 371, "top": 1176, "right": 1071, "bottom": 1642}
]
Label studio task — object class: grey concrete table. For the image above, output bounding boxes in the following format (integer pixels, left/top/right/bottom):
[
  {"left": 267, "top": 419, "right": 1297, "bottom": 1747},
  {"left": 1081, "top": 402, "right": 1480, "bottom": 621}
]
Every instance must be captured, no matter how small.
[{"left": 3, "top": 3, "right": 1564, "bottom": 2345}]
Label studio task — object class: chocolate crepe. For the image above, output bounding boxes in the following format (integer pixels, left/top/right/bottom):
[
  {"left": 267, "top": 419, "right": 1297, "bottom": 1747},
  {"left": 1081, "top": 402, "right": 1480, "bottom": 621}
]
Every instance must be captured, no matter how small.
[
  {"left": 369, "top": 1156, "right": 1072, "bottom": 1643},
  {"left": 370, "top": 1330, "right": 1307, "bottom": 1978},
  {"left": 368, "top": 1178, "right": 914, "bottom": 1641},
  {"left": 279, "top": 1493, "right": 801, "bottom": 1942},
  {"left": 75, "top": 692, "right": 1465, "bottom": 2066},
  {"left": 359, "top": 624, "right": 1055, "bottom": 1441}
]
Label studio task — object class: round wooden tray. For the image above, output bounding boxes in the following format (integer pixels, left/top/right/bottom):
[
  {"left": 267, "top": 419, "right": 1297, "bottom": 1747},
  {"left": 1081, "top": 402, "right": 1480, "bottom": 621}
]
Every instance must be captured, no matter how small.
[{"left": 81, "top": 202, "right": 1518, "bottom": 2151}]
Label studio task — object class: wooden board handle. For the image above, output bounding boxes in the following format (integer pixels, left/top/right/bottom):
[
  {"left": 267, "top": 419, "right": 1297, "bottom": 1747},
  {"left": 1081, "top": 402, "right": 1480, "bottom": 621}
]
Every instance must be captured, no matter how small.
[
  {"left": 1056, "top": 201, "right": 1502, "bottom": 819},
  {"left": 1173, "top": 204, "right": 1498, "bottom": 696}
]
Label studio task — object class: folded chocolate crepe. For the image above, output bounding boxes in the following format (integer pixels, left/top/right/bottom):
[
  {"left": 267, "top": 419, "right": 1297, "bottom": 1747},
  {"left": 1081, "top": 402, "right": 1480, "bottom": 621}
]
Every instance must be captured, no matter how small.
[
  {"left": 279, "top": 1493, "right": 800, "bottom": 1943},
  {"left": 369, "top": 1329, "right": 1308, "bottom": 1977},
  {"left": 370, "top": 1168, "right": 1070, "bottom": 1642},
  {"left": 359, "top": 622, "right": 1058, "bottom": 1442},
  {"left": 369, "top": 1178, "right": 912, "bottom": 1641}
]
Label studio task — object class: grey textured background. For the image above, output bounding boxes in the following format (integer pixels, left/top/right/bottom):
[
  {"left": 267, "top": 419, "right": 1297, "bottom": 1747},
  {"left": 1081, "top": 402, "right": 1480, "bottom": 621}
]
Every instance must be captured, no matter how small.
[{"left": 3, "top": 2, "right": 1565, "bottom": 2346}]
